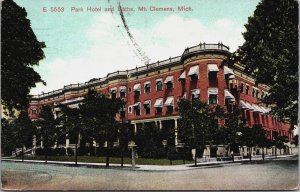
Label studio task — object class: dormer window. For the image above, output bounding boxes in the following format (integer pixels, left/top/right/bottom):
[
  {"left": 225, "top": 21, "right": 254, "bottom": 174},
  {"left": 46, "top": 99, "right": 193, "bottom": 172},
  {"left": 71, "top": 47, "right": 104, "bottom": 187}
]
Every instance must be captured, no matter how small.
[{"left": 164, "top": 76, "right": 174, "bottom": 89}]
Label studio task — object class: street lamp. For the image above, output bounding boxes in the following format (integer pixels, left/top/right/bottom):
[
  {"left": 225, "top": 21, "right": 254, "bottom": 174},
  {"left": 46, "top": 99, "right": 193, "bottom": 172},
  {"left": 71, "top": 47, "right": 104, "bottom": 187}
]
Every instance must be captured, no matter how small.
[
  {"left": 162, "top": 139, "right": 168, "bottom": 157},
  {"left": 128, "top": 140, "right": 137, "bottom": 168}
]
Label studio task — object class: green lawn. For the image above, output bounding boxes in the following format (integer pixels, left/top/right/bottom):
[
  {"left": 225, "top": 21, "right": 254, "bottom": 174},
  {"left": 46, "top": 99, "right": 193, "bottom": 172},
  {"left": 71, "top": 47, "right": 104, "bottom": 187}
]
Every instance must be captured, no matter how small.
[{"left": 14, "top": 156, "right": 193, "bottom": 165}]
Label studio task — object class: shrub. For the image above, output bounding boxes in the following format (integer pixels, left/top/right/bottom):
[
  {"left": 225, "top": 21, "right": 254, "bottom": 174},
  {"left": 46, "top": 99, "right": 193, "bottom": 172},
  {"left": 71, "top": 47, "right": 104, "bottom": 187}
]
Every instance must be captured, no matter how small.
[
  {"left": 57, "top": 147, "right": 66, "bottom": 156},
  {"left": 66, "top": 148, "right": 74, "bottom": 156},
  {"left": 35, "top": 148, "right": 44, "bottom": 156},
  {"left": 167, "top": 148, "right": 181, "bottom": 160}
]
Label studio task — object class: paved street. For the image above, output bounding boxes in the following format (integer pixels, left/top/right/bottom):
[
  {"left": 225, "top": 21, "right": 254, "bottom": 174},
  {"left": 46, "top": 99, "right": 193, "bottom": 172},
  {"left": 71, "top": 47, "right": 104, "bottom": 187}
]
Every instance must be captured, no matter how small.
[{"left": 1, "top": 156, "right": 298, "bottom": 190}]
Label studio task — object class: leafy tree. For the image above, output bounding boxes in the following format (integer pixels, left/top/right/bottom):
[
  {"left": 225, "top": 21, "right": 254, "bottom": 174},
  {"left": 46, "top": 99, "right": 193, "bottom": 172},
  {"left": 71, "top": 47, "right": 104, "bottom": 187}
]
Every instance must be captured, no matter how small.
[
  {"left": 1, "top": 0, "right": 46, "bottom": 114},
  {"left": 177, "top": 99, "right": 223, "bottom": 166},
  {"left": 37, "top": 106, "right": 58, "bottom": 163},
  {"left": 57, "top": 104, "right": 83, "bottom": 165},
  {"left": 273, "top": 135, "right": 289, "bottom": 156},
  {"left": 252, "top": 124, "right": 267, "bottom": 161},
  {"left": 80, "top": 90, "right": 124, "bottom": 167},
  {"left": 1, "top": 118, "right": 17, "bottom": 156},
  {"left": 223, "top": 106, "right": 242, "bottom": 161},
  {"left": 15, "top": 110, "right": 36, "bottom": 161},
  {"left": 234, "top": 0, "right": 298, "bottom": 126}
]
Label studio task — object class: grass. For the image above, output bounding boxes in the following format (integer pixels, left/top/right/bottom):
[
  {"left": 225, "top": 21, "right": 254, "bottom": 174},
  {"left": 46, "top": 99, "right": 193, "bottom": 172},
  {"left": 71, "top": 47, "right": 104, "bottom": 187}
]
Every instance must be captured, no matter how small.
[{"left": 14, "top": 155, "right": 194, "bottom": 165}]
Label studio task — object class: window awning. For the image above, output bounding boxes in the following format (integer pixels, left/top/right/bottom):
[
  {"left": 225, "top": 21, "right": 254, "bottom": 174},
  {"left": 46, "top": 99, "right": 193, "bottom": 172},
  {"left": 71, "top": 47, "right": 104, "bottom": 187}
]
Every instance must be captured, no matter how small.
[
  {"left": 191, "top": 89, "right": 200, "bottom": 98},
  {"left": 144, "top": 81, "right": 150, "bottom": 85},
  {"left": 252, "top": 104, "right": 262, "bottom": 112},
  {"left": 154, "top": 98, "right": 163, "bottom": 108},
  {"left": 119, "top": 86, "right": 126, "bottom": 92},
  {"left": 224, "top": 90, "right": 235, "bottom": 101},
  {"left": 261, "top": 106, "right": 270, "bottom": 114},
  {"left": 144, "top": 100, "right": 151, "bottom": 105},
  {"left": 208, "top": 64, "right": 219, "bottom": 72},
  {"left": 156, "top": 78, "right": 162, "bottom": 82},
  {"left": 133, "top": 102, "right": 140, "bottom": 108},
  {"left": 133, "top": 84, "right": 141, "bottom": 92},
  {"left": 164, "top": 96, "right": 174, "bottom": 106},
  {"left": 179, "top": 71, "right": 186, "bottom": 80},
  {"left": 245, "top": 102, "right": 254, "bottom": 110},
  {"left": 224, "top": 66, "right": 234, "bottom": 75},
  {"left": 111, "top": 87, "right": 117, "bottom": 93},
  {"left": 164, "top": 76, "right": 174, "bottom": 84},
  {"left": 240, "top": 101, "right": 253, "bottom": 110},
  {"left": 188, "top": 65, "right": 199, "bottom": 76},
  {"left": 228, "top": 75, "right": 235, "bottom": 79},
  {"left": 240, "top": 101, "right": 248, "bottom": 109},
  {"left": 208, "top": 88, "right": 218, "bottom": 95}
]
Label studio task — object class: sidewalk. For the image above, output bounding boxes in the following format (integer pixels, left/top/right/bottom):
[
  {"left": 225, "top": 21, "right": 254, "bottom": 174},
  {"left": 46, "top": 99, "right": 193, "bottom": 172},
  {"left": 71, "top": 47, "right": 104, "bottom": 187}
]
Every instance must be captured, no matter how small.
[{"left": 1, "top": 154, "right": 296, "bottom": 171}]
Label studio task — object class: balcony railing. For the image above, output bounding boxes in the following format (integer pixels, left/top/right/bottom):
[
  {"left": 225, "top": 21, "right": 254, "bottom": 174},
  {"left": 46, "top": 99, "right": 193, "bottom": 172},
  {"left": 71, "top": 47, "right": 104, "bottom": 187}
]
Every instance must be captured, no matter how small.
[{"left": 183, "top": 43, "right": 230, "bottom": 56}]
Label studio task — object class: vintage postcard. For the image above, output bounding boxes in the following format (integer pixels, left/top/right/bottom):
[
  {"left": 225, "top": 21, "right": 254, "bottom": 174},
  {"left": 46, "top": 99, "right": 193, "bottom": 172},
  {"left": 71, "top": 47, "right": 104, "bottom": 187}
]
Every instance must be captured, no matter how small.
[{"left": 1, "top": 0, "right": 298, "bottom": 190}]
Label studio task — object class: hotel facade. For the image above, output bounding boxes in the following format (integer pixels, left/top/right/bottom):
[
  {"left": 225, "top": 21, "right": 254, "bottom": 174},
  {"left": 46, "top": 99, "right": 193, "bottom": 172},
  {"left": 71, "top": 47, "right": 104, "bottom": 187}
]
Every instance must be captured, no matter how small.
[{"left": 28, "top": 43, "right": 292, "bottom": 155}]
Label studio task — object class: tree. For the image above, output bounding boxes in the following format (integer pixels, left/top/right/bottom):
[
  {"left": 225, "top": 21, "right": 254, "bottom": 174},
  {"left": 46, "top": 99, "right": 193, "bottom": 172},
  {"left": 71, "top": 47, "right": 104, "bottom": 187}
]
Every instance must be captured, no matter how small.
[
  {"left": 80, "top": 90, "right": 124, "bottom": 167},
  {"left": 15, "top": 110, "right": 36, "bottom": 161},
  {"left": 273, "top": 135, "right": 289, "bottom": 156},
  {"left": 234, "top": 0, "right": 298, "bottom": 126},
  {"left": 37, "top": 106, "right": 58, "bottom": 163},
  {"left": 292, "top": 135, "right": 298, "bottom": 147},
  {"left": 252, "top": 124, "right": 267, "bottom": 161},
  {"left": 177, "top": 98, "right": 223, "bottom": 166},
  {"left": 223, "top": 106, "right": 242, "bottom": 161},
  {"left": 57, "top": 104, "right": 83, "bottom": 165},
  {"left": 1, "top": 0, "right": 46, "bottom": 114},
  {"left": 1, "top": 118, "right": 17, "bottom": 156}
]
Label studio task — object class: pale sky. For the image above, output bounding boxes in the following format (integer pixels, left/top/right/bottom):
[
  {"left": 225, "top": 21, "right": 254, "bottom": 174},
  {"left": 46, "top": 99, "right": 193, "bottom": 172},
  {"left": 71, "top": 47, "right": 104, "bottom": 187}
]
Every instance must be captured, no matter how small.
[{"left": 14, "top": 0, "right": 261, "bottom": 95}]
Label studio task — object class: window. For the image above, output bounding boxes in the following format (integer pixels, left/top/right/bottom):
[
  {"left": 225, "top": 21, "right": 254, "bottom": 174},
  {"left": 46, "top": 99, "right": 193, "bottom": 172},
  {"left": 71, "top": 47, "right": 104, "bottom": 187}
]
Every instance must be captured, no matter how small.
[
  {"left": 156, "top": 80, "right": 163, "bottom": 91},
  {"left": 134, "top": 103, "right": 141, "bottom": 116},
  {"left": 144, "top": 82, "right": 151, "bottom": 93},
  {"left": 240, "top": 83, "right": 244, "bottom": 93},
  {"left": 261, "top": 92, "right": 265, "bottom": 99},
  {"left": 246, "top": 85, "right": 249, "bottom": 95},
  {"left": 133, "top": 84, "right": 141, "bottom": 96},
  {"left": 154, "top": 98, "right": 163, "bottom": 115},
  {"left": 119, "top": 86, "right": 126, "bottom": 97},
  {"left": 111, "top": 89, "right": 117, "bottom": 99},
  {"left": 209, "top": 95, "right": 218, "bottom": 104},
  {"left": 32, "top": 108, "right": 37, "bottom": 114},
  {"left": 144, "top": 100, "right": 151, "bottom": 115},
  {"left": 164, "top": 76, "right": 174, "bottom": 89},
  {"left": 191, "top": 89, "right": 200, "bottom": 100},
  {"left": 164, "top": 96, "right": 174, "bottom": 114},
  {"left": 252, "top": 88, "right": 255, "bottom": 97},
  {"left": 156, "top": 107, "right": 162, "bottom": 115},
  {"left": 188, "top": 65, "right": 199, "bottom": 81},
  {"left": 208, "top": 88, "right": 218, "bottom": 104},
  {"left": 128, "top": 106, "right": 132, "bottom": 113},
  {"left": 256, "top": 90, "right": 259, "bottom": 98}
]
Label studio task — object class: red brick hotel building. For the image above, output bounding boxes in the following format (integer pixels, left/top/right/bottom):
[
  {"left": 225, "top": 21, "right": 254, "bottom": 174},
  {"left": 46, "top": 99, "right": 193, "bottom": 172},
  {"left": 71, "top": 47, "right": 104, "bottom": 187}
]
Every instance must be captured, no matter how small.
[{"left": 28, "top": 43, "right": 292, "bottom": 148}]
